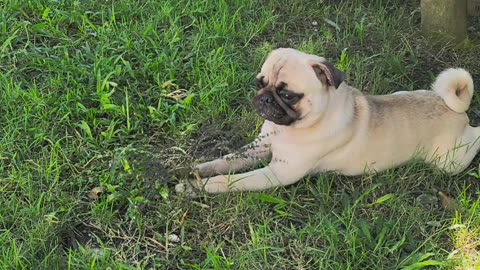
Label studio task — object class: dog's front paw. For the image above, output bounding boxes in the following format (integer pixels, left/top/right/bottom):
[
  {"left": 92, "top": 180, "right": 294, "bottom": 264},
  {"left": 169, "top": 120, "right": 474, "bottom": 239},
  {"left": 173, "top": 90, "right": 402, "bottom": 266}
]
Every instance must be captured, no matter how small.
[
  {"left": 175, "top": 169, "right": 205, "bottom": 197},
  {"left": 202, "top": 175, "right": 229, "bottom": 193},
  {"left": 175, "top": 180, "right": 200, "bottom": 198},
  {"left": 194, "top": 159, "right": 228, "bottom": 177},
  {"left": 176, "top": 174, "right": 230, "bottom": 195}
]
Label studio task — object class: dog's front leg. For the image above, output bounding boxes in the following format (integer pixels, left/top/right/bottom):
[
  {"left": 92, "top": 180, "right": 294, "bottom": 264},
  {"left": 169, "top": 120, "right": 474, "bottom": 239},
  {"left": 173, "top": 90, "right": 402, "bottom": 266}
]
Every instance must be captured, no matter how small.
[
  {"left": 195, "top": 138, "right": 271, "bottom": 177},
  {"left": 200, "top": 162, "right": 309, "bottom": 193}
]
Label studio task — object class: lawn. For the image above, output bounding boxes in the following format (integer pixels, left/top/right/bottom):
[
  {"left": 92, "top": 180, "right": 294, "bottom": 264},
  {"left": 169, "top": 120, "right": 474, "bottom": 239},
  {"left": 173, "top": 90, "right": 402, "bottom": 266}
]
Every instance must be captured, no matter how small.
[{"left": 1, "top": 0, "right": 479, "bottom": 269}]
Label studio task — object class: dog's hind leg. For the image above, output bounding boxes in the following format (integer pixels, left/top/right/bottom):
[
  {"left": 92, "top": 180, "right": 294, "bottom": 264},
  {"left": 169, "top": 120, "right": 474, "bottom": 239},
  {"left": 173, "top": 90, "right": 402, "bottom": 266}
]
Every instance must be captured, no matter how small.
[
  {"left": 457, "top": 126, "right": 480, "bottom": 171},
  {"left": 440, "top": 125, "right": 480, "bottom": 174}
]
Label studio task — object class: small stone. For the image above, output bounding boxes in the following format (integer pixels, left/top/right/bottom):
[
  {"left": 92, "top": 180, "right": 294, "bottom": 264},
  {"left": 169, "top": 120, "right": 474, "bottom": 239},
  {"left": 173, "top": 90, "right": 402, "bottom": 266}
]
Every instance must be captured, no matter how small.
[
  {"left": 89, "top": 248, "right": 104, "bottom": 257},
  {"left": 311, "top": 21, "right": 318, "bottom": 26},
  {"left": 426, "top": 220, "right": 442, "bottom": 227},
  {"left": 175, "top": 183, "right": 186, "bottom": 193},
  {"left": 167, "top": 234, "right": 180, "bottom": 243},
  {"left": 415, "top": 194, "right": 438, "bottom": 208}
]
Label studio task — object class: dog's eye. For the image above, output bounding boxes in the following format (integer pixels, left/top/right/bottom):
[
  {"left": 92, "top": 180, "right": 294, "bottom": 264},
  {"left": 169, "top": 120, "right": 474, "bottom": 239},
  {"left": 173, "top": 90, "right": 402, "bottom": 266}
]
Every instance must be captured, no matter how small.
[
  {"left": 278, "top": 89, "right": 301, "bottom": 104},
  {"left": 278, "top": 91, "right": 294, "bottom": 100},
  {"left": 281, "top": 92, "right": 291, "bottom": 99}
]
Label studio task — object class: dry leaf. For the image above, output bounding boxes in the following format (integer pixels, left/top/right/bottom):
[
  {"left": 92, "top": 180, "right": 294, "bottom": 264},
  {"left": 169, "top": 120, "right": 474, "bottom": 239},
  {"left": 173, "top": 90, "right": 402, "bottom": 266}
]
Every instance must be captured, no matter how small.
[
  {"left": 161, "top": 89, "right": 188, "bottom": 101},
  {"left": 161, "top": 80, "right": 177, "bottom": 89},
  {"left": 88, "top": 186, "right": 106, "bottom": 200},
  {"left": 438, "top": 191, "right": 459, "bottom": 211},
  {"left": 192, "top": 170, "right": 202, "bottom": 187}
]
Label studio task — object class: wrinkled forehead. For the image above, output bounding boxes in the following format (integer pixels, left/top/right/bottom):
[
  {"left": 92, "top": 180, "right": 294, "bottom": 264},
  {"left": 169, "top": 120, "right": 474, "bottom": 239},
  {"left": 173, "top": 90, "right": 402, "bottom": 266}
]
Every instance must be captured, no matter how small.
[{"left": 258, "top": 49, "right": 326, "bottom": 86}]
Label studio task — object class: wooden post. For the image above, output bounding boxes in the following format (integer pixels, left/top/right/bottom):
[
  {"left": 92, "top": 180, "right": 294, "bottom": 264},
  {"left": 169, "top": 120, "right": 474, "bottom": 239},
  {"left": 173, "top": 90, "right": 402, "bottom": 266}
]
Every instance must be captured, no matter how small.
[{"left": 421, "top": 0, "right": 468, "bottom": 42}]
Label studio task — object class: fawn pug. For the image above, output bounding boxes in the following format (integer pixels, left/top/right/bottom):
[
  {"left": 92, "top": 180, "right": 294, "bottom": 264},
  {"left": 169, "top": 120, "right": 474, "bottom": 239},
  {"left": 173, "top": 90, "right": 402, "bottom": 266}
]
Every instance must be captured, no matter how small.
[{"left": 176, "top": 48, "right": 479, "bottom": 194}]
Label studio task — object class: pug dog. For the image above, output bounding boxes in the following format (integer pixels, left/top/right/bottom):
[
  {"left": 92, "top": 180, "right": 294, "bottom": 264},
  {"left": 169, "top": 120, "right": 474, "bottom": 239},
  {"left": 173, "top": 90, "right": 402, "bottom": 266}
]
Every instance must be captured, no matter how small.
[{"left": 175, "top": 48, "right": 479, "bottom": 194}]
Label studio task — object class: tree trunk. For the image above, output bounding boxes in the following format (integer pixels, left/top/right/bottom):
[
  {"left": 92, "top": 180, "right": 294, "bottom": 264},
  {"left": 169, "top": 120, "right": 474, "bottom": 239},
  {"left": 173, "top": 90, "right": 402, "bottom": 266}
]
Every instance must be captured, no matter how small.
[
  {"left": 421, "top": 0, "right": 467, "bottom": 42},
  {"left": 468, "top": 0, "right": 480, "bottom": 16}
]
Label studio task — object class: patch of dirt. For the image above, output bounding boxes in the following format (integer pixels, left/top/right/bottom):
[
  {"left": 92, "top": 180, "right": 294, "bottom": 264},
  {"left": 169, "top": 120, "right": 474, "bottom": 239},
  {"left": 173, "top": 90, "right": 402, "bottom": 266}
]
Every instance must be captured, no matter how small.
[
  {"left": 145, "top": 120, "right": 251, "bottom": 179},
  {"left": 107, "top": 119, "right": 256, "bottom": 204},
  {"left": 58, "top": 222, "right": 100, "bottom": 252},
  {"left": 189, "top": 122, "right": 249, "bottom": 159}
]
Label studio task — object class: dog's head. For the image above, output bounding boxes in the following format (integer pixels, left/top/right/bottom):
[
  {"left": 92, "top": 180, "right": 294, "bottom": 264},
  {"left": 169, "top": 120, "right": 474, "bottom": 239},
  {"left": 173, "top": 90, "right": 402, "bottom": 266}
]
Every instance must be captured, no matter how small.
[{"left": 253, "top": 48, "right": 345, "bottom": 127}]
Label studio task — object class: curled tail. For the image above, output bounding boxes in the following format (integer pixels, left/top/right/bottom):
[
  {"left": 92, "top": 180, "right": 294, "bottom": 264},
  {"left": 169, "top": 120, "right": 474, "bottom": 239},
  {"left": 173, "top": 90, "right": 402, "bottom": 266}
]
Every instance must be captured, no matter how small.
[{"left": 432, "top": 68, "right": 474, "bottom": 113}]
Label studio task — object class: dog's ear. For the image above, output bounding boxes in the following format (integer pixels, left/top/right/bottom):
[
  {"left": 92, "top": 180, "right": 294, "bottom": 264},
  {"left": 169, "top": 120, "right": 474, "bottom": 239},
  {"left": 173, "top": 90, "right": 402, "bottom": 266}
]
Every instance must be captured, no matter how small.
[{"left": 311, "top": 61, "right": 345, "bottom": 89}]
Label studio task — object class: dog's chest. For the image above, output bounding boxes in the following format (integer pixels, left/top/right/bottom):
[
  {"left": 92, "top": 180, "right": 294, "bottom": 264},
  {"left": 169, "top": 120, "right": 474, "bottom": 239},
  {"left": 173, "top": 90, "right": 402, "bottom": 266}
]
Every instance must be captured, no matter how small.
[{"left": 268, "top": 130, "right": 319, "bottom": 164}]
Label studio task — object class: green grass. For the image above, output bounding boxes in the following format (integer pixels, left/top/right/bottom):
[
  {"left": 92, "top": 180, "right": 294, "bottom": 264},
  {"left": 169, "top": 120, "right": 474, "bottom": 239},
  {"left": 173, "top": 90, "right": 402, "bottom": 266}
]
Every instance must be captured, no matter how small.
[{"left": 1, "top": 0, "right": 479, "bottom": 269}]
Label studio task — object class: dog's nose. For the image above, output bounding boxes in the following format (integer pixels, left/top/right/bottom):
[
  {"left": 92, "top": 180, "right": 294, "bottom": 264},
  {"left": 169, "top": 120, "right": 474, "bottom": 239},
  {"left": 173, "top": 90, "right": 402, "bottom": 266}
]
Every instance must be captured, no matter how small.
[{"left": 261, "top": 94, "right": 273, "bottom": 104}]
